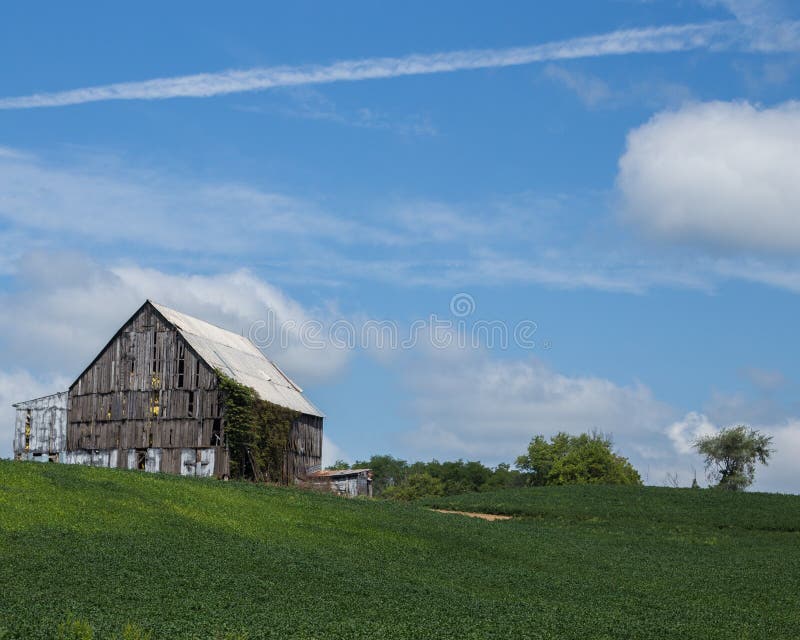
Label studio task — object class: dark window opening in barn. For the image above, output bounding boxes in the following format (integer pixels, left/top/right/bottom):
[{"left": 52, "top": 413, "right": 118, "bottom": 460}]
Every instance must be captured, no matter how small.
[
  {"left": 211, "top": 419, "right": 221, "bottom": 446},
  {"left": 49, "top": 453, "right": 58, "bottom": 463},
  {"left": 136, "top": 449, "right": 146, "bottom": 470},
  {"left": 187, "top": 391, "right": 195, "bottom": 417},
  {"left": 194, "top": 360, "right": 200, "bottom": 387},
  {"left": 24, "top": 409, "right": 31, "bottom": 451},
  {"left": 148, "top": 431, "right": 154, "bottom": 447},
  {"left": 169, "top": 429, "right": 173, "bottom": 445},
  {"left": 151, "top": 329, "right": 158, "bottom": 375},
  {"left": 129, "top": 359, "right": 135, "bottom": 386},
  {"left": 177, "top": 342, "right": 185, "bottom": 388}
]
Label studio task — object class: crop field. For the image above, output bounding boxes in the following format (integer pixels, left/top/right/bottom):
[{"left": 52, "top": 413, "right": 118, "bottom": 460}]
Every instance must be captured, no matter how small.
[{"left": 0, "top": 461, "right": 798, "bottom": 639}]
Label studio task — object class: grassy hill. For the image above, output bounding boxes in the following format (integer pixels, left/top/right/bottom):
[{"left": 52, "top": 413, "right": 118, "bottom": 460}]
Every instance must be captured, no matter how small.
[{"left": 0, "top": 461, "right": 798, "bottom": 639}]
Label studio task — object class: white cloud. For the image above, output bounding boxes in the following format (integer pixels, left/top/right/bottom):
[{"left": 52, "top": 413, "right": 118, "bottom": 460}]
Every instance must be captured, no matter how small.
[
  {"left": 618, "top": 101, "right": 800, "bottom": 252},
  {"left": 543, "top": 64, "right": 694, "bottom": 110},
  {"left": 0, "top": 22, "right": 731, "bottom": 109},
  {"left": 243, "top": 88, "right": 438, "bottom": 136},
  {"left": 7, "top": 143, "right": 800, "bottom": 296},
  {"left": 0, "top": 148, "right": 396, "bottom": 254},
  {"left": 665, "top": 411, "right": 800, "bottom": 493},
  {"left": 741, "top": 366, "right": 786, "bottom": 391},
  {"left": 705, "top": 0, "right": 800, "bottom": 52},
  {"left": 757, "top": 420, "right": 800, "bottom": 492},
  {"left": 0, "top": 253, "right": 349, "bottom": 386},
  {"left": 393, "top": 344, "right": 800, "bottom": 493},
  {"left": 544, "top": 65, "right": 613, "bottom": 107},
  {"left": 713, "top": 259, "right": 800, "bottom": 292},
  {"left": 666, "top": 411, "right": 719, "bottom": 454},
  {"left": 400, "top": 347, "right": 673, "bottom": 463},
  {"left": 321, "top": 435, "right": 349, "bottom": 469}
]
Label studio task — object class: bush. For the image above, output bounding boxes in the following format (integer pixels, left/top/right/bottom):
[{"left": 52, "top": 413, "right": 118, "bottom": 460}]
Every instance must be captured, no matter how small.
[
  {"left": 517, "top": 431, "right": 641, "bottom": 486},
  {"left": 382, "top": 473, "right": 445, "bottom": 501},
  {"left": 57, "top": 616, "right": 93, "bottom": 640}
]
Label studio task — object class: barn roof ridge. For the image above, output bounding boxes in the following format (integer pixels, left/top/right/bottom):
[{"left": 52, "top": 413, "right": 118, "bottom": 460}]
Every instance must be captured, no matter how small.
[
  {"left": 148, "top": 301, "right": 324, "bottom": 417},
  {"left": 70, "top": 300, "right": 323, "bottom": 418}
]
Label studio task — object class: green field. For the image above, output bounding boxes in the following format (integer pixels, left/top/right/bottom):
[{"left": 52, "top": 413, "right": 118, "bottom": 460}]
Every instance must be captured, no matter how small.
[{"left": 0, "top": 461, "right": 798, "bottom": 639}]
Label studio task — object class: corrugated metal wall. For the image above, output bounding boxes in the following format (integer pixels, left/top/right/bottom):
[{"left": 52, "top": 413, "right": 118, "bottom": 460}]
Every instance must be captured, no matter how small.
[{"left": 12, "top": 392, "right": 68, "bottom": 459}]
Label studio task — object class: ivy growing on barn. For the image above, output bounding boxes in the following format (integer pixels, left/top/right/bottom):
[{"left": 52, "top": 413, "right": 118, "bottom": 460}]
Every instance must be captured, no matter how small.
[{"left": 216, "top": 371, "right": 300, "bottom": 483}]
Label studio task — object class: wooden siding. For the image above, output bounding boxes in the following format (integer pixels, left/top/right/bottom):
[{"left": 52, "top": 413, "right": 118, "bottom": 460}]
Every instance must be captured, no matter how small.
[
  {"left": 67, "top": 304, "right": 227, "bottom": 474},
  {"left": 65, "top": 301, "right": 323, "bottom": 482},
  {"left": 285, "top": 413, "right": 323, "bottom": 482}
]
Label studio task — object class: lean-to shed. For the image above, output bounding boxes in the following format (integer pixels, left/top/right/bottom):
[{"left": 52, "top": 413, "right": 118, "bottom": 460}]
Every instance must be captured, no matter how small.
[
  {"left": 307, "top": 468, "right": 373, "bottom": 497},
  {"left": 12, "top": 392, "right": 68, "bottom": 463}
]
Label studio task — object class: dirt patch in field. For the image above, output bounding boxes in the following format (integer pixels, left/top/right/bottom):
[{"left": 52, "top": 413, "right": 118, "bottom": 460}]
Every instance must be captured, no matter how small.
[{"left": 431, "top": 509, "right": 513, "bottom": 521}]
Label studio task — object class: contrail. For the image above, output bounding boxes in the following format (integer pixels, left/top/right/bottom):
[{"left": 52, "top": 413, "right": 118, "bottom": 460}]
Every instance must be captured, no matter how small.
[{"left": 0, "top": 22, "right": 735, "bottom": 109}]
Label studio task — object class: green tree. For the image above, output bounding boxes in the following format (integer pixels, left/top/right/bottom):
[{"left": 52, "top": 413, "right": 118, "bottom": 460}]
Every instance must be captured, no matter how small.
[
  {"left": 694, "top": 425, "right": 773, "bottom": 491},
  {"left": 325, "top": 460, "right": 351, "bottom": 471},
  {"left": 484, "top": 463, "right": 526, "bottom": 490},
  {"left": 517, "top": 431, "right": 641, "bottom": 486},
  {"left": 408, "top": 459, "right": 493, "bottom": 495},
  {"left": 382, "top": 472, "right": 445, "bottom": 501},
  {"left": 352, "top": 454, "right": 409, "bottom": 495}
]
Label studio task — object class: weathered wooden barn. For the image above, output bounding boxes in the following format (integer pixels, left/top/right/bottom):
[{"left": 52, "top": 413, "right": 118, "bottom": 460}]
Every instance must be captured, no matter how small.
[{"left": 13, "top": 300, "right": 324, "bottom": 480}]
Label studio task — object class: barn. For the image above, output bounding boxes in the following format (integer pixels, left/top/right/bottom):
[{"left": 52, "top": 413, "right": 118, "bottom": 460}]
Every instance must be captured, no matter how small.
[{"left": 12, "top": 300, "right": 324, "bottom": 481}]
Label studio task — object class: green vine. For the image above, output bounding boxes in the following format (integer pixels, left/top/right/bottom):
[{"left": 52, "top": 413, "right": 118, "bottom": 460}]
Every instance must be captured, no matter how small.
[{"left": 216, "top": 371, "right": 300, "bottom": 482}]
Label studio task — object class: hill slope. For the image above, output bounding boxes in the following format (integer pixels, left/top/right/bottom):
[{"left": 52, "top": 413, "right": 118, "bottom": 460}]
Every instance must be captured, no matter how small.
[{"left": 0, "top": 461, "right": 798, "bottom": 639}]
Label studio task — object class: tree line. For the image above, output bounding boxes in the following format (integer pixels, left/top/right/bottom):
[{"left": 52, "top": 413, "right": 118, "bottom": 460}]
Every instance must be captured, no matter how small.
[{"left": 330, "top": 426, "right": 774, "bottom": 499}]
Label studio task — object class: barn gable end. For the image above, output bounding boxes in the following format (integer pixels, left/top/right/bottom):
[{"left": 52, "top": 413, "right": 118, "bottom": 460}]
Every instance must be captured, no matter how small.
[
  {"left": 13, "top": 300, "right": 324, "bottom": 481},
  {"left": 67, "top": 301, "right": 227, "bottom": 476}
]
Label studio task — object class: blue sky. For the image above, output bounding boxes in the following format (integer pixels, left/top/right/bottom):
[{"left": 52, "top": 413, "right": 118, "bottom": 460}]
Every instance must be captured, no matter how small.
[{"left": 1, "top": 0, "right": 799, "bottom": 491}]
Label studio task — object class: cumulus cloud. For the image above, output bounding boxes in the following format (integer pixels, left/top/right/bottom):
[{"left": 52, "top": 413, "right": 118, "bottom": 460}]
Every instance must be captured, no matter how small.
[
  {"left": 666, "top": 411, "right": 719, "bottom": 454},
  {"left": 400, "top": 346, "right": 673, "bottom": 464},
  {"left": 618, "top": 101, "right": 800, "bottom": 252},
  {"left": 0, "top": 252, "right": 348, "bottom": 385},
  {"left": 395, "top": 346, "right": 800, "bottom": 493},
  {"left": 665, "top": 411, "right": 800, "bottom": 493},
  {"left": 321, "top": 435, "right": 349, "bottom": 469}
]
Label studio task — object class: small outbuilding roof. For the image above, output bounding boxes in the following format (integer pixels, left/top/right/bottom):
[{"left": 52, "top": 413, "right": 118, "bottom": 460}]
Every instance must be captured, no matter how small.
[
  {"left": 150, "top": 301, "right": 324, "bottom": 418},
  {"left": 12, "top": 391, "right": 68, "bottom": 409},
  {"left": 308, "top": 468, "right": 371, "bottom": 478}
]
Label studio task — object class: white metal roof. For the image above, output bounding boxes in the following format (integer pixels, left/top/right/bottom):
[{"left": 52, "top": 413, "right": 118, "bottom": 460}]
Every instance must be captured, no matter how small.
[
  {"left": 151, "top": 301, "right": 324, "bottom": 417},
  {"left": 12, "top": 391, "right": 68, "bottom": 409}
]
